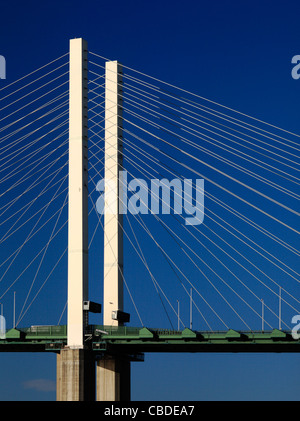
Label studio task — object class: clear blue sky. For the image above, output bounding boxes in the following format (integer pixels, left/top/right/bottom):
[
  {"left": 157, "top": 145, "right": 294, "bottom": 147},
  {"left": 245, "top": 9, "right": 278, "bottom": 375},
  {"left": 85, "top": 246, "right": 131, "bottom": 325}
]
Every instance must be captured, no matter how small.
[{"left": 0, "top": 0, "right": 299, "bottom": 401}]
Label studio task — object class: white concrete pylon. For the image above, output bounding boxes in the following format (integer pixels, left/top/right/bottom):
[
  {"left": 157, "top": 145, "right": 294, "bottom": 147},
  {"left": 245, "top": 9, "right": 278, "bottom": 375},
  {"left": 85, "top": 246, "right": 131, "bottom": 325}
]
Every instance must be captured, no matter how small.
[
  {"left": 103, "top": 60, "right": 124, "bottom": 326},
  {"left": 67, "top": 38, "right": 89, "bottom": 348}
]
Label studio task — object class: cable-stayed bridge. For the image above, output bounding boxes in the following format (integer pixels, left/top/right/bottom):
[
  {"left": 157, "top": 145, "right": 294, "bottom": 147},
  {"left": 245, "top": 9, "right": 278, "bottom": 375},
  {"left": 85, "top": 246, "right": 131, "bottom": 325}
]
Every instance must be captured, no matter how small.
[{"left": 0, "top": 38, "right": 299, "bottom": 401}]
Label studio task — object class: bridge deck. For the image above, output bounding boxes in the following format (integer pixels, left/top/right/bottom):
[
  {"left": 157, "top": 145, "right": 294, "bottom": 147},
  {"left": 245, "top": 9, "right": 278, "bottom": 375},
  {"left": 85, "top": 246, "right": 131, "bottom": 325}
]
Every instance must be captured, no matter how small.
[{"left": 0, "top": 325, "right": 300, "bottom": 354}]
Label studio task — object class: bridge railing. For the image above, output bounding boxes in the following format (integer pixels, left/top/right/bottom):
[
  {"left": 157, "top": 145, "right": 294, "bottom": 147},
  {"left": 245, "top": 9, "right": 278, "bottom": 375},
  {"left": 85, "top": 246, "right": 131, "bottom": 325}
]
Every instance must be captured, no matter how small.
[{"left": 20, "top": 325, "right": 67, "bottom": 337}]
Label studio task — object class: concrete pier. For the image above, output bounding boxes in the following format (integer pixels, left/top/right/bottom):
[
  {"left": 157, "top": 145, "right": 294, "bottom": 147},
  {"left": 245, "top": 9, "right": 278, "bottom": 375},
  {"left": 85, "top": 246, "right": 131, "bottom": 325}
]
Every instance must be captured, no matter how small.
[
  {"left": 56, "top": 348, "right": 95, "bottom": 401},
  {"left": 96, "top": 358, "right": 130, "bottom": 401}
]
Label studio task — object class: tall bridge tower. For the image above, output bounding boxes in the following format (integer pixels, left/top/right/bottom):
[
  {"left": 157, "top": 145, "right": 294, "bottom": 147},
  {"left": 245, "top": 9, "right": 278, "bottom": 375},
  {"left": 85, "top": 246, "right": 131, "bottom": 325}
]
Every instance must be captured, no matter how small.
[
  {"left": 96, "top": 59, "right": 131, "bottom": 401},
  {"left": 56, "top": 38, "right": 129, "bottom": 401}
]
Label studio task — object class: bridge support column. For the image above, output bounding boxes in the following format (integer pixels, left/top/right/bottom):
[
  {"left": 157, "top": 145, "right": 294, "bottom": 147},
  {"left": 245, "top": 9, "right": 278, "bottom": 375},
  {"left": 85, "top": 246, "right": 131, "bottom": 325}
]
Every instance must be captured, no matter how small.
[
  {"left": 56, "top": 37, "right": 93, "bottom": 402},
  {"left": 56, "top": 348, "right": 95, "bottom": 401},
  {"left": 103, "top": 59, "right": 124, "bottom": 325},
  {"left": 96, "top": 358, "right": 130, "bottom": 401},
  {"left": 97, "top": 59, "right": 130, "bottom": 401},
  {"left": 67, "top": 37, "right": 89, "bottom": 349}
]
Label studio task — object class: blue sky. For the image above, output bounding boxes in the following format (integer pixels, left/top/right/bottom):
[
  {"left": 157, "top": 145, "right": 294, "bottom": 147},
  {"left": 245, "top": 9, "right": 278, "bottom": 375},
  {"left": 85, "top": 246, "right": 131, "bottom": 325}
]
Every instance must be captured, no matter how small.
[{"left": 0, "top": 0, "right": 299, "bottom": 401}]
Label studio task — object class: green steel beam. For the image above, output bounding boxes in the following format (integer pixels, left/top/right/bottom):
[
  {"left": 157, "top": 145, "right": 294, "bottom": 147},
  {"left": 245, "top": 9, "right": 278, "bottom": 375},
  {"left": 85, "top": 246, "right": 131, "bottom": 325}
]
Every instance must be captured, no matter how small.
[{"left": 0, "top": 325, "right": 300, "bottom": 354}]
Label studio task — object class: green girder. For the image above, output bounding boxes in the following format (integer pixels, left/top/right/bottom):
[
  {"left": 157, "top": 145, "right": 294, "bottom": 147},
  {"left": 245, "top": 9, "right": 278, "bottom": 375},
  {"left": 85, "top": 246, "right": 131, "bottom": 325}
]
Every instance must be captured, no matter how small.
[{"left": 0, "top": 325, "right": 300, "bottom": 354}]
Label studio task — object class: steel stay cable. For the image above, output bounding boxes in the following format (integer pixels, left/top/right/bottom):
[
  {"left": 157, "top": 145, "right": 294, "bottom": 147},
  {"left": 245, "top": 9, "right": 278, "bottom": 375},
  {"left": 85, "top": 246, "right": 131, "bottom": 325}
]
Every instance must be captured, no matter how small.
[
  {"left": 90, "top": 111, "right": 300, "bottom": 228},
  {"left": 121, "top": 76, "right": 300, "bottom": 152},
  {"left": 119, "top": 146, "right": 294, "bottom": 328},
  {"left": 123, "top": 135, "right": 300, "bottom": 279},
  {"left": 90, "top": 76, "right": 300, "bottom": 171},
  {"left": 125, "top": 214, "right": 176, "bottom": 330},
  {"left": 0, "top": 79, "right": 68, "bottom": 127},
  {"left": 0, "top": 111, "right": 68, "bottom": 168},
  {"left": 89, "top": 109, "right": 300, "bottom": 249},
  {"left": 0, "top": 133, "right": 68, "bottom": 208},
  {"left": 0, "top": 173, "right": 68, "bottom": 247},
  {"left": 0, "top": 53, "right": 68, "bottom": 94},
  {"left": 122, "top": 143, "right": 300, "bottom": 317},
  {"left": 0, "top": 91, "right": 68, "bottom": 139},
  {"left": 89, "top": 154, "right": 208, "bottom": 329},
  {"left": 0, "top": 217, "right": 68, "bottom": 301},
  {"left": 0, "top": 168, "right": 68, "bottom": 245},
  {"left": 89, "top": 53, "right": 300, "bottom": 146},
  {"left": 89, "top": 159, "right": 177, "bottom": 328},
  {"left": 0, "top": 170, "right": 107, "bottom": 304},
  {"left": 0, "top": 174, "right": 68, "bottom": 297},
  {"left": 57, "top": 300, "right": 68, "bottom": 326},
  {"left": 118, "top": 145, "right": 288, "bottom": 327},
  {"left": 123, "top": 106, "right": 300, "bottom": 200},
  {"left": 0, "top": 98, "right": 68, "bottom": 151},
  {"left": 16, "top": 192, "right": 69, "bottom": 326},
  {"left": 7, "top": 180, "right": 105, "bottom": 307},
  {"left": 0, "top": 163, "right": 69, "bottom": 229},
  {"left": 0, "top": 121, "right": 68, "bottom": 181},
  {"left": 90, "top": 59, "right": 299, "bottom": 159},
  {"left": 133, "top": 205, "right": 230, "bottom": 329},
  {"left": 121, "top": 91, "right": 300, "bottom": 183},
  {"left": 0, "top": 103, "right": 68, "bottom": 153},
  {"left": 0, "top": 114, "right": 68, "bottom": 178},
  {"left": 17, "top": 246, "right": 68, "bottom": 325},
  {"left": 89, "top": 76, "right": 300, "bottom": 186},
  {"left": 0, "top": 164, "right": 102, "bottom": 278},
  {"left": 119, "top": 79, "right": 300, "bottom": 159},
  {"left": 0, "top": 129, "right": 68, "bottom": 185},
  {"left": 124, "top": 118, "right": 300, "bottom": 231},
  {"left": 0, "top": 109, "right": 68, "bottom": 167},
  {"left": 123, "top": 129, "right": 299, "bottom": 258},
  {"left": 0, "top": 144, "right": 69, "bottom": 217},
  {"left": 90, "top": 141, "right": 235, "bottom": 329},
  {"left": 125, "top": 213, "right": 212, "bottom": 331},
  {"left": 0, "top": 70, "right": 69, "bottom": 114},
  {"left": 0, "top": 83, "right": 68, "bottom": 144},
  {"left": 0, "top": 151, "right": 68, "bottom": 219},
  {"left": 1, "top": 165, "right": 105, "bottom": 312},
  {"left": 90, "top": 150, "right": 172, "bottom": 325},
  {"left": 88, "top": 187, "right": 144, "bottom": 327}
]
